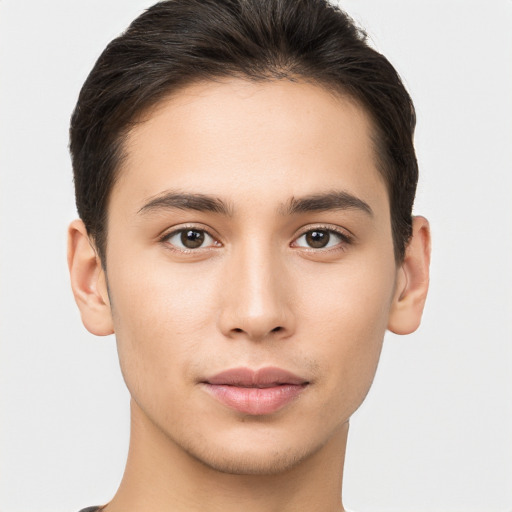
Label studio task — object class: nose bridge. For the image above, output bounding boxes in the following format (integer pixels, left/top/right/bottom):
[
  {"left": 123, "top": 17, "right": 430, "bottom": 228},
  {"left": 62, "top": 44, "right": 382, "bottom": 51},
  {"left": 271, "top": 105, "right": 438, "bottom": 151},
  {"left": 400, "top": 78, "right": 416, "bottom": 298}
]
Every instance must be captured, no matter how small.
[{"left": 218, "top": 235, "right": 293, "bottom": 340}]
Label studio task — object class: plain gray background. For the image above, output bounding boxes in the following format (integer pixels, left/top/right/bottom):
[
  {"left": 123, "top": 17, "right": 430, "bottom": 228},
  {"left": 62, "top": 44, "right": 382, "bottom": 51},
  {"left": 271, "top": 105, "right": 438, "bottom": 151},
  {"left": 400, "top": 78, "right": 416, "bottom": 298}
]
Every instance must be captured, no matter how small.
[{"left": 1, "top": 1, "right": 511, "bottom": 511}]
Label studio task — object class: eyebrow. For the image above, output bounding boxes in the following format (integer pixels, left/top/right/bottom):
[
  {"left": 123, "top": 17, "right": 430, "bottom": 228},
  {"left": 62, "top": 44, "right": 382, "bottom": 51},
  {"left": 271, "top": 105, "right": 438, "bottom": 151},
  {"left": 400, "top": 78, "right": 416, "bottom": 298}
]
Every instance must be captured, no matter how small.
[
  {"left": 137, "top": 189, "right": 372, "bottom": 218},
  {"left": 283, "top": 190, "right": 373, "bottom": 217},
  {"left": 138, "top": 191, "right": 233, "bottom": 216}
]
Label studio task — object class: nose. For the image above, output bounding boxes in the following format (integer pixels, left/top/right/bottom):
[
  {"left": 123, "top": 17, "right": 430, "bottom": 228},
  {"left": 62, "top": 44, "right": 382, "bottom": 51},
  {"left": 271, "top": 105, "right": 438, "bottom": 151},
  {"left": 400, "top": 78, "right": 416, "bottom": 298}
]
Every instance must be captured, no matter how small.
[{"left": 217, "top": 240, "right": 295, "bottom": 342}]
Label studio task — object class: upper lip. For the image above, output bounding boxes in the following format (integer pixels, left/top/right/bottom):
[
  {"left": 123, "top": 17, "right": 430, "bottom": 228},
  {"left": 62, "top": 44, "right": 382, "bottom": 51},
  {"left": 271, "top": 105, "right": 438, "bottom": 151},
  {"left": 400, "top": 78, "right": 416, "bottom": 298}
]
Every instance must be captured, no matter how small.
[{"left": 203, "top": 367, "right": 309, "bottom": 388}]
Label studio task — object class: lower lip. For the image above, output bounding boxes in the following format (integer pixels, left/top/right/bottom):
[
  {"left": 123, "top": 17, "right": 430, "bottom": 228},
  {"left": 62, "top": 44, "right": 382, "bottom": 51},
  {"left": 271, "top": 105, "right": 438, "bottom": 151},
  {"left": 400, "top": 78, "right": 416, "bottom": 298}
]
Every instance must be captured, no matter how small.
[{"left": 203, "top": 383, "right": 307, "bottom": 415}]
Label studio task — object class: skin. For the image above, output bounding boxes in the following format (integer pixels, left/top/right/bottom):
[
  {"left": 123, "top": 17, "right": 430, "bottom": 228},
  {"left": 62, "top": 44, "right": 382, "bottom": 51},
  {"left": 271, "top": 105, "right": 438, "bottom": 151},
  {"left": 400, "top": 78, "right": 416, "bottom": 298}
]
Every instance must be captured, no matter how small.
[{"left": 68, "top": 79, "right": 431, "bottom": 512}]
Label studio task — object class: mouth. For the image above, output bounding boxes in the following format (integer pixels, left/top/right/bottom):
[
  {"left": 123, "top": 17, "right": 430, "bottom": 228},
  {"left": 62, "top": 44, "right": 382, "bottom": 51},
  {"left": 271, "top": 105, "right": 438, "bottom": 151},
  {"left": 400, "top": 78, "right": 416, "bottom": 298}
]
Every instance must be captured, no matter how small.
[{"left": 201, "top": 367, "right": 310, "bottom": 415}]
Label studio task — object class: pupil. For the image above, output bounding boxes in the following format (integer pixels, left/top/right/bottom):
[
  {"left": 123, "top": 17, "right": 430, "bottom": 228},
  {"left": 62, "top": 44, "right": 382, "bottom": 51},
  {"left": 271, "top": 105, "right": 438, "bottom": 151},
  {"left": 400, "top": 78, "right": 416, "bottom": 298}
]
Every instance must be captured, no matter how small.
[
  {"left": 306, "top": 230, "right": 329, "bottom": 248},
  {"left": 181, "top": 230, "right": 205, "bottom": 249}
]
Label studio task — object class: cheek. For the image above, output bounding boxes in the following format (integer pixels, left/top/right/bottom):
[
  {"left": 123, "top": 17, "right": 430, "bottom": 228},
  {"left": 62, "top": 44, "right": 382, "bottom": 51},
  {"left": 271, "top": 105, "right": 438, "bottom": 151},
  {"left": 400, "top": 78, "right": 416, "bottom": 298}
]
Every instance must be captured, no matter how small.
[
  {"left": 107, "top": 258, "right": 218, "bottom": 403},
  {"left": 297, "top": 248, "right": 396, "bottom": 335},
  {"left": 296, "top": 256, "right": 395, "bottom": 414}
]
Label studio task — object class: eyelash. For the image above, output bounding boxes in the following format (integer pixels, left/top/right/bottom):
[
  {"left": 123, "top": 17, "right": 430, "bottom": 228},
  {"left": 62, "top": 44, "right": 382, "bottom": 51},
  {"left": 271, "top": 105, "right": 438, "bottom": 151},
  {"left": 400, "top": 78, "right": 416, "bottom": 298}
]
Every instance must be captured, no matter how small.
[
  {"left": 292, "top": 225, "right": 353, "bottom": 252},
  {"left": 159, "top": 224, "right": 221, "bottom": 254},
  {"left": 159, "top": 224, "right": 353, "bottom": 254}
]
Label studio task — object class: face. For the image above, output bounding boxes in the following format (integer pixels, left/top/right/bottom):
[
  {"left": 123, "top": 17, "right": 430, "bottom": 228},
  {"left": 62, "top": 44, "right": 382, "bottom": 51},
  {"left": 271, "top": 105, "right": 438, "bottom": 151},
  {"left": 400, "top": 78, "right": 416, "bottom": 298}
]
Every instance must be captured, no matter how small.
[{"left": 103, "top": 79, "right": 399, "bottom": 474}]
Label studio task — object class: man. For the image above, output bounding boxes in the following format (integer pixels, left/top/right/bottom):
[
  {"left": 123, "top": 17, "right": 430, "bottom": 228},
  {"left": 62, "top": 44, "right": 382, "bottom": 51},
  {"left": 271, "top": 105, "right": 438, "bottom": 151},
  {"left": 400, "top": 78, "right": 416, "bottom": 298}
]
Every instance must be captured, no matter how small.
[{"left": 67, "top": 0, "right": 430, "bottom": 510}]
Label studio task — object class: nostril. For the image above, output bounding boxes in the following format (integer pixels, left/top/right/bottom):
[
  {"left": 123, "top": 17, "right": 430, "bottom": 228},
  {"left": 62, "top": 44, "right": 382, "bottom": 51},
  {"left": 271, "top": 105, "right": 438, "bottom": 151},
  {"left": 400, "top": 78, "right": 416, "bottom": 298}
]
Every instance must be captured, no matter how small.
[{"left": 229, "top": 325, "right": 285, "bottom": 337}]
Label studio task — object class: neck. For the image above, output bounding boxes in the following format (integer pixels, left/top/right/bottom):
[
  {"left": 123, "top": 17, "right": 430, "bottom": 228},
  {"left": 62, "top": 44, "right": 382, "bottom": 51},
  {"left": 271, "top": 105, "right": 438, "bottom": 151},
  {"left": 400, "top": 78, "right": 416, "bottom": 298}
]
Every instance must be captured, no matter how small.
[{"left": 104, "top": 400, "right": 347, "bottom": 512}]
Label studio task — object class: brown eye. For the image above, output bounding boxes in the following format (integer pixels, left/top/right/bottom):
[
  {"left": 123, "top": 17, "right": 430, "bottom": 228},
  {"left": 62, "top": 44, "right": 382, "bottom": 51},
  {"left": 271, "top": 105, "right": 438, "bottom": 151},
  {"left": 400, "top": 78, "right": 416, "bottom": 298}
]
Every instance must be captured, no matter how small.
[
  {"left": 181, "top": 229, "right": 205, "bottom": 248},
  {"left": 305, "top": 230, "right": 330, "bottom": 248},
  {"left": 165, "top": 228, "right": 216, "bottom": 250},
  {"left": 294, "top": 228, "right": 348, "bottom": 250}
]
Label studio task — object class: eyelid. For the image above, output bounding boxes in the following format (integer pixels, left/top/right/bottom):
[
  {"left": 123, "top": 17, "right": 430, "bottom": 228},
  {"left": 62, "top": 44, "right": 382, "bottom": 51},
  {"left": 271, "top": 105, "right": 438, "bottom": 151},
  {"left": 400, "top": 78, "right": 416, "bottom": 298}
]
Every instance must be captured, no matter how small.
[
  {"left": 159, "top": 223, "right": 222, "bottom": 251},
  {"left": 291, "top": 224, "right": 354, "bottom": 250},
  {"left": 157, "top": 222, "right": 353, "bottom": 253},
  {"left": 294, "top": 223, "right": 354, "bottom": 239}
]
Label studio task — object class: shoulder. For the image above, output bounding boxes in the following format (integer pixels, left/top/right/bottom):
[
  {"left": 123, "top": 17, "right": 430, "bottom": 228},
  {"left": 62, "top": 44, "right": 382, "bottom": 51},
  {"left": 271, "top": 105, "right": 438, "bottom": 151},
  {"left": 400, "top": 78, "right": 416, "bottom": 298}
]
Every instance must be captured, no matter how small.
[{"left": 78, "top": 507, "right": 101, "bottom": 512}]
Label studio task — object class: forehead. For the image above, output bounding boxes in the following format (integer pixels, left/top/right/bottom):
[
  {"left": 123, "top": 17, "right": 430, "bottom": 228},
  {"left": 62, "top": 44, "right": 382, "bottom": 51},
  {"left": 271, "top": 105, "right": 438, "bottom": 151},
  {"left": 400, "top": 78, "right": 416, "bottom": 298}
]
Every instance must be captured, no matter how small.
[{"left": 115, "top": 78, "right": 388, "bottom": 214}]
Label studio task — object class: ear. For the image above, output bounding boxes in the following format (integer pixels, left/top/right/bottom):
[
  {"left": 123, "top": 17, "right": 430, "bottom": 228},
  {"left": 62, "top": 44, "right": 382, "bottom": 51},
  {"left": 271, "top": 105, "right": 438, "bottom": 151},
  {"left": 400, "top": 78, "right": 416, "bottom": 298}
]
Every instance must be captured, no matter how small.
[
  {"left": 388, "top": 216, "right": 431, "bottom": 335},
  {"left": 67, "top": 219, "right": 114, "bottom": 336}
]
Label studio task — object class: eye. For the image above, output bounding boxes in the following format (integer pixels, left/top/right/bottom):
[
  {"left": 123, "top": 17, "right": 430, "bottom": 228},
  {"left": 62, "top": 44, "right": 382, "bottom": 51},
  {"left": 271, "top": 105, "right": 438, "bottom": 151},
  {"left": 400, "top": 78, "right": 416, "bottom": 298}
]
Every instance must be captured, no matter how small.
[
  {"left": 164, "top": 228, "right": 218, "bottom": 250},
  {"left": 293, "top": 228, "right": 349, "bottom": 250}
]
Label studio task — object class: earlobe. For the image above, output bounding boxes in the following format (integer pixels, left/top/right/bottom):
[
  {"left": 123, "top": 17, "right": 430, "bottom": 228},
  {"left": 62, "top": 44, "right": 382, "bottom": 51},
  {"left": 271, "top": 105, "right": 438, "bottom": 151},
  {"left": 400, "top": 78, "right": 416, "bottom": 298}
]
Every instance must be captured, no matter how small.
[
  {"left": 388, "top": 216, "right": 431, "bottom": 335},
  {"left": 67, "top": 219, "right": 114, "bottom": 336}
]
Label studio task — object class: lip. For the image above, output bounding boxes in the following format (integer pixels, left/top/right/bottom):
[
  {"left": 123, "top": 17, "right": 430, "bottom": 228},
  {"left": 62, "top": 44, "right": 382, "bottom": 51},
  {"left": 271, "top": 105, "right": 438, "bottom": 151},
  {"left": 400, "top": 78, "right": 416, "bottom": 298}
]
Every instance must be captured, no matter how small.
[{"left": 201, "top": 367, "right": 309, "bottom": 415}]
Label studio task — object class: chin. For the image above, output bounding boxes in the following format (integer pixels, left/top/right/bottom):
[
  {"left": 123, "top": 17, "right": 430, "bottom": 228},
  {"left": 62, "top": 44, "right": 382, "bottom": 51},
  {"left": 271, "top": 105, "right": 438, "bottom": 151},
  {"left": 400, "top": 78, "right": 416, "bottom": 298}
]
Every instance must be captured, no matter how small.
[
  {"left": 188, "top": 444, "right": 314, "bottom": 476},
  {"left": 156, "top": 396, "right": 349, "bottom": 477}
]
